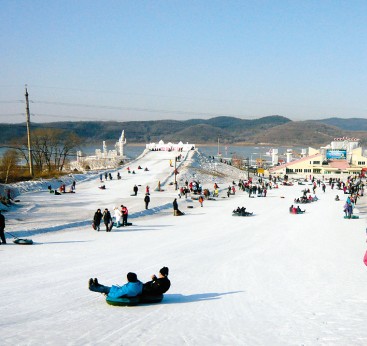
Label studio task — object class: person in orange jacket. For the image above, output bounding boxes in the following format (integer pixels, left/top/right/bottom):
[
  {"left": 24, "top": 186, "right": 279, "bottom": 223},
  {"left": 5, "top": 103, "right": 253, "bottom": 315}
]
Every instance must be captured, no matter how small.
[{"left": 198, "top": 195, "right": 204, "bottom": 207}]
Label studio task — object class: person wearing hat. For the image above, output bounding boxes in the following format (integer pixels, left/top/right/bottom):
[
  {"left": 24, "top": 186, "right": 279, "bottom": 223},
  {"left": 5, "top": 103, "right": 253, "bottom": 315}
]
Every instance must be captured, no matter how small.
[
  {"left": 142, "top": 267, "right": 170, "bottom": 295},
  {"left": 88, "top": 272, "right": 143, "bottom": 299}
]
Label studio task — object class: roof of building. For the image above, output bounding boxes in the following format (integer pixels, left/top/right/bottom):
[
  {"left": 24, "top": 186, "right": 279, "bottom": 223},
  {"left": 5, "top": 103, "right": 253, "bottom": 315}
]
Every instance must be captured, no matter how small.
[
  {"left": 269, "top": 153, "right": 321, "bottom": 172},
  {"left": 327, "top": 160, "right": 350, "bottom": 170}
]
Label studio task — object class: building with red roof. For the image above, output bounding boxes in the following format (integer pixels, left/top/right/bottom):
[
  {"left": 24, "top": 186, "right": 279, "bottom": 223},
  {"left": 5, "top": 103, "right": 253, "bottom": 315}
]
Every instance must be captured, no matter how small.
[{"left": 268, "top": 137, "right": 367, "bottom": 177}]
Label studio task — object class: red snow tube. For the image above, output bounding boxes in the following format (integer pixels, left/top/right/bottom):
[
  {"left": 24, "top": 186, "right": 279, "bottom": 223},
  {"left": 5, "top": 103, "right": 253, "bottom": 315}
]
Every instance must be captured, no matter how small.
[{"left": 363, "top": 250, "right": 367, "bottom": 266}]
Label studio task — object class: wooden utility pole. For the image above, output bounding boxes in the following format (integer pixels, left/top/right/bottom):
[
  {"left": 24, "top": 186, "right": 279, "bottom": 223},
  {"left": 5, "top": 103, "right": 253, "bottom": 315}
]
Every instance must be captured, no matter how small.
[
  {"left": 174, "top": 156, "right": 177, "bottom": 190},
  {"left": 25, "top": 86, "right": 34, "bottom": 176},
  {"left": 247, "top": 157, "right": 250, "bottom": 180}
]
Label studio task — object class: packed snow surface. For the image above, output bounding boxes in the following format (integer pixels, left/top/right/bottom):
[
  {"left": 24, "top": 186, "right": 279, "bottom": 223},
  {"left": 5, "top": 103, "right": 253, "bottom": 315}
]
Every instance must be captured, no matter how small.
[{"left": 1, "top": 149, "right": 367, "bottom": 345}]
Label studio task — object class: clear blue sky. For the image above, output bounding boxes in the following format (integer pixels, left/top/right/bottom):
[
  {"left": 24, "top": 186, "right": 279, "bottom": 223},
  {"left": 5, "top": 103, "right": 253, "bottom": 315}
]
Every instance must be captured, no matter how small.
[{"left": 1, "top": 0, "right": 366, "bottom": 123}]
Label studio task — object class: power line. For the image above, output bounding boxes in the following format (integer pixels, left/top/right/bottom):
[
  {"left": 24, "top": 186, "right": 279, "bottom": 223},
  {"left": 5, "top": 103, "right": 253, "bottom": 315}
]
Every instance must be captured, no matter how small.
[
  {"left": 30, "top": 100, "right": 257, "bottom": 119},
  {"left": 0, "top": 113, "right": 24, "bottom": 117},
  {"left": 0, "top": 145, "right": 80, "bottom": 158},
  {"left": 0, "top": 100, "right": 24, "bottom": 103},
  {"left": 30, "top": 113, "right": 104, "bottom": 121}
]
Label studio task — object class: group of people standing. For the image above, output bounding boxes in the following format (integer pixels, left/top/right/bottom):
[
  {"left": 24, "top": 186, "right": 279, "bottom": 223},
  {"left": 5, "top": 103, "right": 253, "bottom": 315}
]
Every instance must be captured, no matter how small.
[
  {"left": 343, "top": 195, "right": 356, "bottom": 219},
  {"left": 93, "top": 205, "right": 129, "bottom": 231}
]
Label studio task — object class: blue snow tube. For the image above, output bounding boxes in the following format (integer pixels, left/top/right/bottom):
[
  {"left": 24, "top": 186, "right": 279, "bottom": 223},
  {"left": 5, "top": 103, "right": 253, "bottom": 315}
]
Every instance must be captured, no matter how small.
[
  {"left": 106, "top": 296, "right": 140, "bottom": 306},
  {"left": 106, "top": 294, "right": 164, "bottom": 306}
]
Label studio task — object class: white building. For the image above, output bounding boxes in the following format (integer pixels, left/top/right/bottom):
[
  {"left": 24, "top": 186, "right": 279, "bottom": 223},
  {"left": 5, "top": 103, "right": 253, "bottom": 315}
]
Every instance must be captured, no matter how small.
[{"left": 146, "top": 140, "right": 195, "bottom": 152}]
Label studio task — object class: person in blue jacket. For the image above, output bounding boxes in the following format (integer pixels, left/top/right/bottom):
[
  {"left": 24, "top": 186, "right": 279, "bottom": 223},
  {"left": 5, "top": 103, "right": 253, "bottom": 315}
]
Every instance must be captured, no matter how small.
[{"left": 88, "top": 272, "right": 143, "bottom": 298}]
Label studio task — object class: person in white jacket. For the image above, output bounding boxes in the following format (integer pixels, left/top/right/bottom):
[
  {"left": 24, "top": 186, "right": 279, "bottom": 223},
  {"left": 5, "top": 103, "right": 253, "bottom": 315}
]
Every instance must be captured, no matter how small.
[{"left": 113, "top": 206, "right": 122, "bottom": 227}]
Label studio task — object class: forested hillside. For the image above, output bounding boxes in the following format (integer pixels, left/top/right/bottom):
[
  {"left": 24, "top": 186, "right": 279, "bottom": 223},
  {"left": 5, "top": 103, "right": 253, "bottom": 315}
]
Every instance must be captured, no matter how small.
[{"left": 1, "top": 116, "right": 367, "bottom": 147}]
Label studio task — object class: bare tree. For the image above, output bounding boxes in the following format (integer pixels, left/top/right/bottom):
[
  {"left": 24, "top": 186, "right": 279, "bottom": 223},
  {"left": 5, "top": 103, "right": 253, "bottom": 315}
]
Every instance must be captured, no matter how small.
[
  {"left": 12, "top": 128, "right": 81, "bottom": 174},
  {"left": 0, "top": 149, "right": 21, "bottom": 183},
  {"left": 53, "top": 132, "right": 81, "bottom": 171}
]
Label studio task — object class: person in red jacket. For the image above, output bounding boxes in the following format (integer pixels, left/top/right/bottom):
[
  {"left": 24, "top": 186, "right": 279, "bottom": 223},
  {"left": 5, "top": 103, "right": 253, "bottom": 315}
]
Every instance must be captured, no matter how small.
[{"left": 121, "top": 205, "right": 128, "bottom": 226}]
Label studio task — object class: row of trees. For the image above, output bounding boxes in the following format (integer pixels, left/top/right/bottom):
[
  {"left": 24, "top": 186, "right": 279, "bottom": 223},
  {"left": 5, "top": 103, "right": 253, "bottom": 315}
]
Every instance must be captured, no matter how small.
[{"left": 0, "top": 128, "right": 81, "bottom": 183}]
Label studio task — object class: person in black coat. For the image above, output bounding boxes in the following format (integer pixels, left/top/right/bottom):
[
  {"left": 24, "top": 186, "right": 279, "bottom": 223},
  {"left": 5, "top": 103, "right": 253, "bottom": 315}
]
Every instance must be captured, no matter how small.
[
  {"left": 102, "top": 208, "right": 112, "bottom": 232},
  {"left": 0, "top": 210, "right": 6, "bottom": 244},
  {"left": 173, "top": 198, "right": 178, "bottom": 215},
  {"left": 93, "top": 209, "right": 103, "bottom": 231},
  {"left": 133, "top": 185, "right": 138, "bottom": 196},
  {"left": 144, "top": 194, "right": 150, "bottom": 209},
  {"left": 172, "top": 198, "right": 183, "bottom": 216},
  {"left": 142, "top": 267, "right": 171, "bottom": 296}
]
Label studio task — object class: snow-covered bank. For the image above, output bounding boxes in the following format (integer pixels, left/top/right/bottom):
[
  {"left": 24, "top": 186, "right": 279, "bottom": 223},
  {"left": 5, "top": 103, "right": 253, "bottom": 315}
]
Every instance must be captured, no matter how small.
[{"left": 1, "top": 149, "right": 367, "bottom": 345}]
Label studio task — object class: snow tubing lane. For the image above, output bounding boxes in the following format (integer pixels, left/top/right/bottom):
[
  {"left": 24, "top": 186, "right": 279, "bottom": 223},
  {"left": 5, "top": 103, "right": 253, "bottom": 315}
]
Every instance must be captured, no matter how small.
[
  {"left": 13, "top": 238, "right": 33, "bottom": 245},
  {"left": 106, "top": 294, "right": 164, "bottom": 306}
]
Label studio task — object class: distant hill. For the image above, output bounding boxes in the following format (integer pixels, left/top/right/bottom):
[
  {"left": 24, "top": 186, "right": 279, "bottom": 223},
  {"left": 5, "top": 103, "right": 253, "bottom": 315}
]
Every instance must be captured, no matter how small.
[
  {"left": 253, "top": 121, "right": 344, "bottom": 146},
  {"left": 1, "top": 116, "right": 367, "bottom": 147},
  {"left": 254, "top": 120, "right": 367, "bottom": 147},
  {"left": 316, "top": 118, "right": 367, "bottom": 131}
]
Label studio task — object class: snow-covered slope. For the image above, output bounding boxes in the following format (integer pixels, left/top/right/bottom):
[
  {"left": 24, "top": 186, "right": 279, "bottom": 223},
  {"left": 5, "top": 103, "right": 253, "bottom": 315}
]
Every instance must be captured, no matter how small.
[{"left": 1, "top": 148, "right": 367, "bottom": 345}]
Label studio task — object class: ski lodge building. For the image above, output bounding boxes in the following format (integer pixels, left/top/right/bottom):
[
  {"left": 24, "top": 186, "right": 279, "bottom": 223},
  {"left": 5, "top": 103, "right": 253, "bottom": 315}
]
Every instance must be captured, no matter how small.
[{"left": 268, "top": 137, "right": 367, "bottom": 177}]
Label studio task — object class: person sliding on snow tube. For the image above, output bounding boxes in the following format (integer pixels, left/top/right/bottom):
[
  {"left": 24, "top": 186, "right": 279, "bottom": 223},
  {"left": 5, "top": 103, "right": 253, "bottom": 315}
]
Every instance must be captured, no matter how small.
[
  {"left": 296, "top": 206, "right": 305, "bottom": 214},
  {"left": 142, "top": 267, "right": 171, "bottom": 296},
  {"left": 89, "top": 272, "right": 143, "bottom": 299},
  {"left": 290, "top": 205, "right": 298, "bottom": 214},
  {"left": 233, "top": 207, "right": 252, "bottom": 216}
]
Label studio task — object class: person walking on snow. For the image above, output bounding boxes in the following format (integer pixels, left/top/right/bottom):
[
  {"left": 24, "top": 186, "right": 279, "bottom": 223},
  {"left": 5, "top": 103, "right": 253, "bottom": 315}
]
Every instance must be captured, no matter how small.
[
  {"left": 144, "top": 194, "right": 150, "bottom": 210},
  {"left": 93, "top": 209, "right": 103, "bottom": 231},
  {"left": 133, "top": 185, "right": 138, "bottom": 196},
  {"left": 198, "top": 195, "right": 204, "bottom": 207},
  {"left": 102, "top": 208, "right": 112, "bottom": 232}
]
